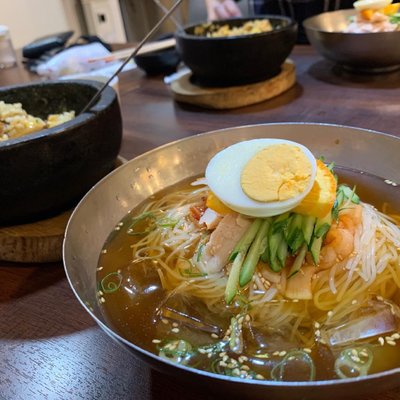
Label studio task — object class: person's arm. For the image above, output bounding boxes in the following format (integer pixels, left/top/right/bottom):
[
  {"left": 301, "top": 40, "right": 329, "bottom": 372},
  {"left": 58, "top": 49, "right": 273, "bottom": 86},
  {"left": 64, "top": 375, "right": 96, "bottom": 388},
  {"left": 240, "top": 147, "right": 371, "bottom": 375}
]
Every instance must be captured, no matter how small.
[{"left": 205, "top": 0, "right": 242, "bottom": 20}]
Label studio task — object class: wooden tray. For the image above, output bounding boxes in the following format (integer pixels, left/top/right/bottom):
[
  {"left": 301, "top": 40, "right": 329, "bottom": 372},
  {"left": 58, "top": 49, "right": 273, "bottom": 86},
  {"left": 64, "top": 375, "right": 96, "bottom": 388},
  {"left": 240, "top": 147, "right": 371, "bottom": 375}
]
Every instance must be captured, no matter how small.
[
  {"left": 0, "top": 156, "right": 126, "bottom": 263},
  {"left": 170, "top": 60, "right": 296, "bottom": 110}
]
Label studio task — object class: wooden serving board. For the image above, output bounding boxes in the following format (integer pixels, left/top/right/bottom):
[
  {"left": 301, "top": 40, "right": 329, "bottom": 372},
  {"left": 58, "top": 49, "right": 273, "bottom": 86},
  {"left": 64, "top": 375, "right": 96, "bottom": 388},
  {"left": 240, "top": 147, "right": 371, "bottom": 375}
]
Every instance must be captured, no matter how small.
[
  {"left": 170, "top": 60, "right": 296, "bottom": 110},
  {"left": 0, "top": 156, "right": 127, "bottom": 263}
]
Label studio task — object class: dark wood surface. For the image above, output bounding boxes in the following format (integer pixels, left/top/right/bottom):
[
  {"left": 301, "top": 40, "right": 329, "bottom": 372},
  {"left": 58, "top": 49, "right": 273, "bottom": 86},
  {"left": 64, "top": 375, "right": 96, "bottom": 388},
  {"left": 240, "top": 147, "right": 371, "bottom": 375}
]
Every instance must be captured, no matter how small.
[{"left": 1, "top": 46, "right": 400, "bottom": 400}]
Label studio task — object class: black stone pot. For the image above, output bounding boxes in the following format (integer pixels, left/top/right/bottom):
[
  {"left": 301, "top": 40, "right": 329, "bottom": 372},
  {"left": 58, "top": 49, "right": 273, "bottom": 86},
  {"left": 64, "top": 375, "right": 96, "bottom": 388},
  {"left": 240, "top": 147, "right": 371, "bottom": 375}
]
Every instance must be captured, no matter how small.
[
  {"left": 175, "top": 16, "right": 297, "bottom": 87},
  {"left": 0, "top": 80, "right": 122, "bottom": 226}
]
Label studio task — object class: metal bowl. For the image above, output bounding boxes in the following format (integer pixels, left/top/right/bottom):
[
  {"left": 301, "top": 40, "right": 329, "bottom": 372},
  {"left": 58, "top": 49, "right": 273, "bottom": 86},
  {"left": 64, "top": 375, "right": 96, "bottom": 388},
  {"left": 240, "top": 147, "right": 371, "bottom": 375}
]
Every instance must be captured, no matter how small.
[
  {"left": 175, "top": 17, "right": 297, "bottom": 87},
  {"left": 303, "top": 9, "right": 400, "bottom": 72},
  {"left": 64, "top": 123, "right": 400, "bottom": 400}
]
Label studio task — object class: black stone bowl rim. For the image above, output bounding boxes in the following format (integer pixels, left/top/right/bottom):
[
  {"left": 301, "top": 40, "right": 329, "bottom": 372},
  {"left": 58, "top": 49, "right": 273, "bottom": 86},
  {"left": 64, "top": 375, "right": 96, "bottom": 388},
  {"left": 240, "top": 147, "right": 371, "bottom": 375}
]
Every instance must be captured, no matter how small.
[
  {"left": 176, "top": 15, "right": 297, "bottom": 41},
  {"left": 0, "top": 79, "right": 116, "bottom": 149}
]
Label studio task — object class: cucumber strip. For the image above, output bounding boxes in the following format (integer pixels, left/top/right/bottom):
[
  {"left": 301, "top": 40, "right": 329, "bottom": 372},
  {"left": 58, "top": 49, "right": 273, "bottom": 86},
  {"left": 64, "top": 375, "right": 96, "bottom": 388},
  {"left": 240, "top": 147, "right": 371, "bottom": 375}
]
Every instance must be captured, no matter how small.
[
  {"left": 315, "top": 223, "right": 330, "bottom": 239},
  {"left": 277, "top": 239, "right": 288, "bottom": 268},
  {"left": 302, "top": 215, "right": 316, "bottom": 246},
  {"left": 271, "top": 212, "right": 291, "bottom": 235},
  {"left": 269, "top": 229, "right": 284, "bottom": 272},
  {"left": 229, "top": 219, "right": 262, "bottom": 261},
  {"left": 287, "top": 214, "right": 304, "bottom": 249},
  {"left": 239, "top": 219, "right": 270, "bottom": 287},
  {"left": 225, "top": 251, "right": 246, "bottom": 304},
  {"left": 288, "top": 229, "right": 304, "bottom": 253},
  {"left": 288, "top": 244, "right": 308, "bottom": 278},
  {"left": 310, "top": 212, "right": 332, "bottom": 264},
  {"left": 310, "top": 236, "right": 323, "bottom": 265}
]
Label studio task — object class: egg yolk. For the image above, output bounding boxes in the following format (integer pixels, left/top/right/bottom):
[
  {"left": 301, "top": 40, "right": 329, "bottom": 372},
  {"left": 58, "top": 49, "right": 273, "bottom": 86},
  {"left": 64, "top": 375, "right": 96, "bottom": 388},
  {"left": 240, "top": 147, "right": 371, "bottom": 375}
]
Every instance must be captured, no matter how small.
[{"left": 240, "top": 144, "right": 312, "bottom": 202}]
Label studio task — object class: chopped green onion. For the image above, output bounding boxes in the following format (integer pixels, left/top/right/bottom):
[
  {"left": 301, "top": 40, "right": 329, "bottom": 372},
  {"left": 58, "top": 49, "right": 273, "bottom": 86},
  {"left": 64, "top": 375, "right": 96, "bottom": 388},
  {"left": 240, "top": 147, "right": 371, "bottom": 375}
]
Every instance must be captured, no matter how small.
[
  {"left": 159, "top": 340, "right": 194, "bottom": 365},
  {"left": 271, "top": 350, "right": 316, "bottom": 382},
  {"left": 127, "top": 211, "right": 156, "bottom": 236},
  {"left": 334, "top": 347, "right": 373, "bottom": 379}
]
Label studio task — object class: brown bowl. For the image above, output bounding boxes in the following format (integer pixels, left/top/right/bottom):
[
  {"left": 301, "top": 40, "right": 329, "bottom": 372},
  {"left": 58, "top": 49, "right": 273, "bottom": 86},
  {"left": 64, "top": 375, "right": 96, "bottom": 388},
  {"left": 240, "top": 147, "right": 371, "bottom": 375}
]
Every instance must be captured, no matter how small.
[{"left": 0, "top": 80, "right": 122, "bottom": 226}]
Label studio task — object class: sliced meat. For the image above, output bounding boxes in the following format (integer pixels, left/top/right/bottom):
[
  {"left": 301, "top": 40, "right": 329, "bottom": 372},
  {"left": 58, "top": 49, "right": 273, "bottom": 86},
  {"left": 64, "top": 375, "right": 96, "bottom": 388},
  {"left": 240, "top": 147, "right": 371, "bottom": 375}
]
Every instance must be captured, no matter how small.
[{"left": 202, "top": 213, "right": 252, "bottom": 274}]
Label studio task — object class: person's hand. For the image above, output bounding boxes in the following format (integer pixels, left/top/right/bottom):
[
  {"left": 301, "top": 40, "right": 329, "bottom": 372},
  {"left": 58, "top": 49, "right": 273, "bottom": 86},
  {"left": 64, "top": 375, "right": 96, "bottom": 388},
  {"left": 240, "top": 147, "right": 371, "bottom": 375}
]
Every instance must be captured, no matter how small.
[{"left": 205, "top": 0, "right": 242, "bottom": 20}]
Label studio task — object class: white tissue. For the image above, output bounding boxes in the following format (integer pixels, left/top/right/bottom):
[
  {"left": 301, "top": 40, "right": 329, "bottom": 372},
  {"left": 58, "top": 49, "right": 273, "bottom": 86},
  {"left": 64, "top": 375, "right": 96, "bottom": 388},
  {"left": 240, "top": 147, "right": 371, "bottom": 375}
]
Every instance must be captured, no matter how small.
[{"left": 36, "top": 42, "right": 129, "bottom": 79}]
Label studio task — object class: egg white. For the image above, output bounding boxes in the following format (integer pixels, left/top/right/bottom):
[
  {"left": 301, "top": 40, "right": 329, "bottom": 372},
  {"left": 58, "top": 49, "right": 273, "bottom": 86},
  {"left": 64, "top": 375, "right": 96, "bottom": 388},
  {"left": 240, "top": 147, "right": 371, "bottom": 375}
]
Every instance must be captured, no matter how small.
[{"left": 205, "top": 139, "right": 317, "bottom": 217}]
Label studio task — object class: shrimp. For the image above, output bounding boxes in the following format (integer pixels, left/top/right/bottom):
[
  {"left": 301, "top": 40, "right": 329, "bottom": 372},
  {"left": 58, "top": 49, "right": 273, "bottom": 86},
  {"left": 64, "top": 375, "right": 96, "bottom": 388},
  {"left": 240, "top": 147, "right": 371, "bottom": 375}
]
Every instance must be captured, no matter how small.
[{"left": 318, "top": 205, "right": 362, "bottom": 270}]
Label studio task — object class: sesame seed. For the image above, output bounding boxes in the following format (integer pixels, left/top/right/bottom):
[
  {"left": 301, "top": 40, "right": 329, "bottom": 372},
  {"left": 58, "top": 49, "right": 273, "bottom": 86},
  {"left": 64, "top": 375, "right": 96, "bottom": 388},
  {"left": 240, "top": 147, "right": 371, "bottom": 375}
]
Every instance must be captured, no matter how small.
[
  {"left": 162, "top": 318, "right": 169, "bottom": 325},
  {"left": 378, "top": 337, "right": 385, "bottom": 346},
  {"left": 171, "top": 328, "right": 180, "bottom": 333},
  {"left": 96, "top": 266, "right": 103, "bottom": 271},
  {"left": 288, "top": 356, "right": 295, "bottom": 361},
  {"left": 351, "top": 355, "right": 361, "bottom": 363},
  {"left": 319, "top": 339, "right": 327, "bottom": 345},
  {"left": 219, "top": 352, "right": 226, "bottom": 357},
  {"left": 101, "top": 249, "right": 107, "bottom": 254},
  {"left": 238, "top": 316, "right": 244, "bottom": 324},
  {"left": 351, "top": 349, "right": 358, "bottom": 356},
  {"left": 303, "top": 348, "right": 312, "bottom": 353},
  {"left": 219, "top": 361, "right": 227, "bottom": 367},
  {"left": 241, "top": 365, "right": 250, "bottom": 371},
  {"left": 207, "top": 353, "right": 212, "bottom": 358},
  {"left": 198, "top": 349, "right": 206, "bottom": 354},
  {"left": 387, "top": 340, "right": 397, "bottom": 346},
  {"left": 272, "top": 351, "right": 280, "bottom": 356},
  {"left": 359, "top": 351, "right": 368, "bottom": 357},
  {"left": 211, "top": 333, "right": 219, "bottom": 339},
  {"left": 314, "top": 322, "right": 321, "bottom": 329},
  {"left": 292, "top": 299, "right": 299, "bottom": 303},
  {"left": 392, "top": 333, "right": 400, "bottom": 340},
  {"left": 279, "top": 351, "right": 287, "bottom": 357},
  {"left": 99, "top": 297, "right": 105, "bottom": 303},
  {"left": 315, "top": 330, "right": 321, "bottom": 337},
  {"left": 327, "top": 311, "right": 333, "bottom": 317},
  {"left": 232, "top": 368, "right": 240, "bottom": 376},
  {"left": 351, "top": 300, "right": 357, "bottom": 305},
  {"left": 255, "top": 374, "right": 265, "bottom": 380},
  {"left": 98, "top": 290, "right": 104, "bottom": 296},
  {"left": 172, "top": 322, "right": 179, "bottom": 328},
  {"left": 245, "top": 315, "right": 251, "bottom": 322},
  {"left": 253, "top": 284, "right": 258, "bottom": 290},
  {"left": 152, "top": 339, "right": 161, "bottom": 344},
  {"left": 377, "top": 296, "right": 384, "bottom": 301},
  {"left": 223, "top": 355, "right": 229, "bottom": 362}
]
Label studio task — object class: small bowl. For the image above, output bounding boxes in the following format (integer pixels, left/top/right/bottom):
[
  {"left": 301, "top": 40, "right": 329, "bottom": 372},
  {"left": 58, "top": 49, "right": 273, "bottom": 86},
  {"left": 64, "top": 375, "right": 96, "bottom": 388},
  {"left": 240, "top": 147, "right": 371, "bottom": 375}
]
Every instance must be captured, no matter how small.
[
  {"left": 134, "top": 46, "right": 181, "bottom": 76},
  {"left": 175, "top": 16, "right": 297, "bottom": 87},
  {"left": 304, "top": 9, "right": 400, "bottom": 73},
  {"left": 0, "top": 80, "right": 122, "bottom": 226}
]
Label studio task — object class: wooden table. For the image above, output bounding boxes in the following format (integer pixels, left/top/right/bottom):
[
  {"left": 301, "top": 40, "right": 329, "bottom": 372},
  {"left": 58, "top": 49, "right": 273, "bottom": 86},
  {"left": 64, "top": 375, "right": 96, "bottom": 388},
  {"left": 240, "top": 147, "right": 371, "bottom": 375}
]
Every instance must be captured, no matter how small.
[{"left": 1, "top": 46, "right": 400, "bottom": 400}]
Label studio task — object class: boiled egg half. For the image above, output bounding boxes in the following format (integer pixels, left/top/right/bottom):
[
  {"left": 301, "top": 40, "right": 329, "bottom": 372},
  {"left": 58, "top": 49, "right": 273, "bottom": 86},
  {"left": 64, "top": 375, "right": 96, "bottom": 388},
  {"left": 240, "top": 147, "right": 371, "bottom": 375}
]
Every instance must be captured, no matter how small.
[{"left": 205, "top": 139, "right": 317, "bottom": 217}]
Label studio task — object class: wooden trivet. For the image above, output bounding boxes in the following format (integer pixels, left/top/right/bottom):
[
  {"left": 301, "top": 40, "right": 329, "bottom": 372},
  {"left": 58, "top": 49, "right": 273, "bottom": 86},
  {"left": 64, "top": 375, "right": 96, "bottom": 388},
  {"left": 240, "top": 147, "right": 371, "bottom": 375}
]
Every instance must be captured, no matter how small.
[
  {"left": 0, "top": 156, "right": 126, "bottom": 263},
  {"left": 170, "top": 60, "right": 296, "bottom": 110}
]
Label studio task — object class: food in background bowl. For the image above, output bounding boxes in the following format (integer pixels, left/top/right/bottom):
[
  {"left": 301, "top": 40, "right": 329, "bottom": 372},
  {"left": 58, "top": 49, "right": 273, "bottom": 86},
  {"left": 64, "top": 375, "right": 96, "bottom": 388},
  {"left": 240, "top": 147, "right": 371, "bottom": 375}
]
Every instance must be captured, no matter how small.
[
  {"left": 344, "top": 0, "right": 400, "bottom": 33},
  {"left": 304, "top": 9, "right": 400, "bottom": 71},
  {"left": 96, "top": 138, "right": 400, "bottom": 382},
  {"left": 0, "top": 101, "right": 75, "bottom": 141},
  {"left": 194, "top": 19, "right": 273, "bottom": 37},
  {"left": 0, "top": 80, "right": 121, "bottom": 225},
  {"left": 175, "top": 16, "right": 297, "bottom": 87}
]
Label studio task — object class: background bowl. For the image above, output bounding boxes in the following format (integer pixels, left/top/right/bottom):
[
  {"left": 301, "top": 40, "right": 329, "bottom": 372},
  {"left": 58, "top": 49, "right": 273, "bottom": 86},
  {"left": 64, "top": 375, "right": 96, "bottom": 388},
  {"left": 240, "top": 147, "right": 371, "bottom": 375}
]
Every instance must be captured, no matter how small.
[
  {"left": 304, "top": 9, "right": 400, "bottom": 72},
  {"left": 175, "top": 17, "right": 297, "bottom": 87},
  {"left": 0, "top": 80, "right": 122, "bottom": 226},
  {"left": 64, "top": 123, "right": 400, "bottom": 400}
]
